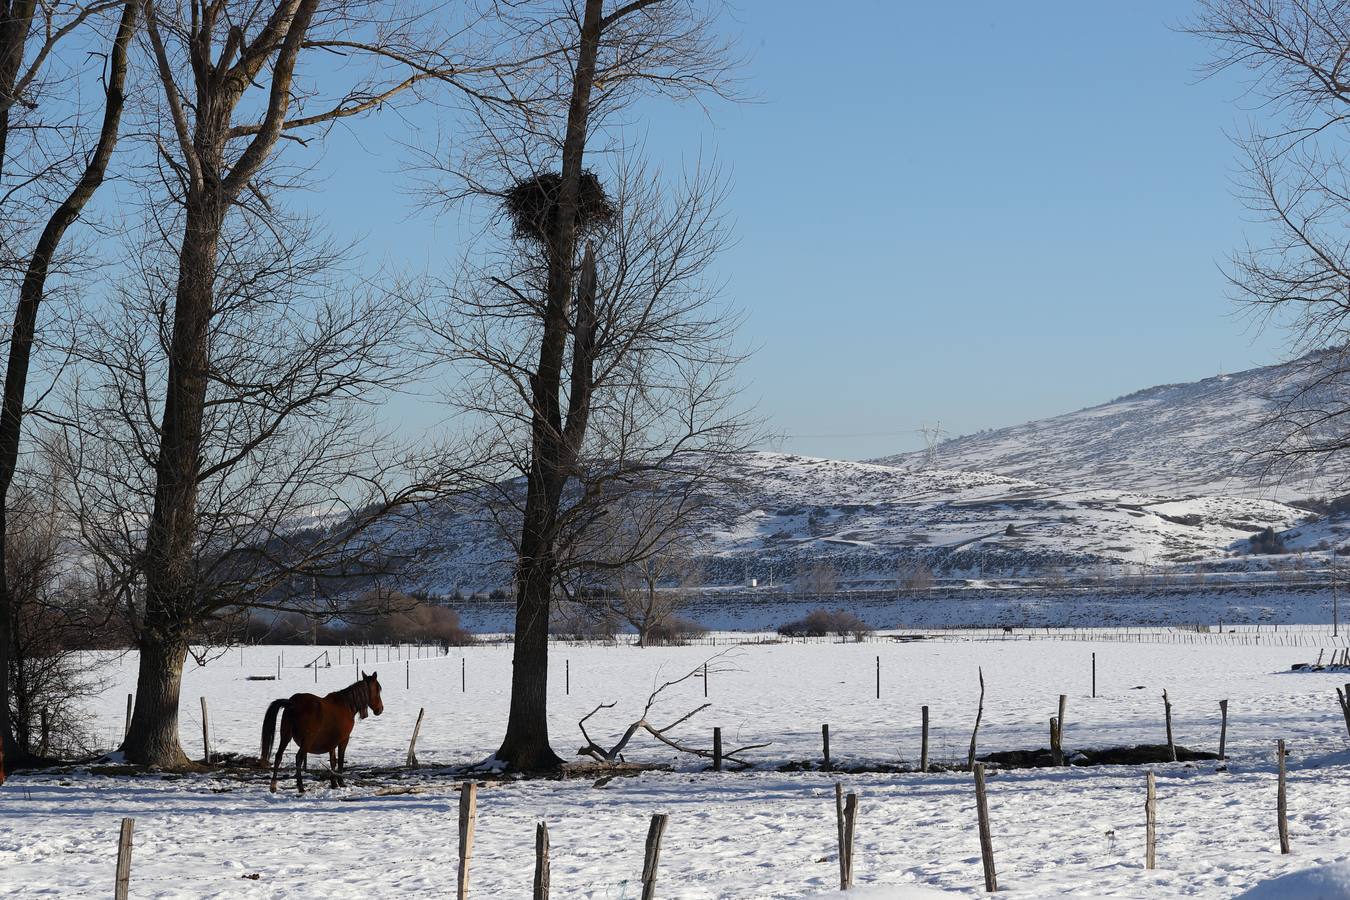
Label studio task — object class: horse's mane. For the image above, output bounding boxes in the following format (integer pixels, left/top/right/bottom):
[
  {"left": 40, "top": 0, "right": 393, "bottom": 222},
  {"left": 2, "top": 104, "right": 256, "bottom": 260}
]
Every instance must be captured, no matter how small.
[{"left": 332, "top": 679, "right": 372, "bottom": 720}]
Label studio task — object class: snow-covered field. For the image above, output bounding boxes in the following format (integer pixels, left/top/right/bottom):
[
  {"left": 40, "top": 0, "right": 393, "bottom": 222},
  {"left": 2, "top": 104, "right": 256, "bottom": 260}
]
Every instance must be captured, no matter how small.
[{"left": 6, "top": 634, "right": 1350, "bottom": 897}]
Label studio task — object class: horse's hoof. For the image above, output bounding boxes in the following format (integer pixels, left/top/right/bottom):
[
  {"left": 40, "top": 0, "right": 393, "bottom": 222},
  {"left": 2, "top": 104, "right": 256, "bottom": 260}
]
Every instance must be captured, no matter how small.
[{"left": 269, "top": 783, "right": 277, "bottom": 793}]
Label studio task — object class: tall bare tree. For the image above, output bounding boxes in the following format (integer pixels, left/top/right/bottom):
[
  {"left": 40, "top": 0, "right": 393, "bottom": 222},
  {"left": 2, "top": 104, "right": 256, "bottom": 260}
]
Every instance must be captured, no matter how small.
[
  {"left": 0, "top": 0, "right": 138, "bottom": 766},
  {"left": 1190, "top": 2, "right": 1350, "bottom": 487},
  {"left": 425, "top": 0, "right": 744, "bottom": 770},
  {"left": 111, "top": 0, "right": 530, "bottom": 766}
]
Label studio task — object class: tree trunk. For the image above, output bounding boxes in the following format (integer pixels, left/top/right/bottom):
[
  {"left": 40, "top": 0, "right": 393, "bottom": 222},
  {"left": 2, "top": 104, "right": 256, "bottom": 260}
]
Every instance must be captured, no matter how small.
[
  {"left": 494, "top": 541, "right": 563, "bottom": 770},
  {"left": 0, "top": 0, "right": 137, "bottom": 765},
  {"left": 122, "top": 190, "right": 221, "bottom": 766},
  {"left": 493, "top": 0, "right": 604, "bottom": 773},
  {"left": 120, "top": 634, "right": 190, "bottom": 767}
]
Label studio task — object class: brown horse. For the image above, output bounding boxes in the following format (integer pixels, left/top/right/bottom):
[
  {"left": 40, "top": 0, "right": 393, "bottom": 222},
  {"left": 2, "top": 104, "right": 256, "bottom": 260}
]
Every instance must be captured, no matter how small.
[{"left": 260, "top": 671, "right": 383, "bottom": 793}]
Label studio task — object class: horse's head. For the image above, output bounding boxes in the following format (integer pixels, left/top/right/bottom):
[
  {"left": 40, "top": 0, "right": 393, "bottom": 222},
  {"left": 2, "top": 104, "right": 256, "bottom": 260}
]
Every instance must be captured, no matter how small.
[{"left": 363, "top": 670, "right": 384, "bottom": 716}]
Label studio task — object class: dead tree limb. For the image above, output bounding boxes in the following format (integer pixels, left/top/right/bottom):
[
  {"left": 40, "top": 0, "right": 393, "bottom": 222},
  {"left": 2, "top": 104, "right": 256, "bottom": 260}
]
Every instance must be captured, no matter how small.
[{"left": 575, "top": 652, "right": 768, "bottom": 769}]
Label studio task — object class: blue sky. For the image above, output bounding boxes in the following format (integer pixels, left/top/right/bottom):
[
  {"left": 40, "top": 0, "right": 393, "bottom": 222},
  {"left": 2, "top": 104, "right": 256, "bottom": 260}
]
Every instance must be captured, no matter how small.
[{"left": 298, "top": 0, "right": 1284, "bottom": 460}]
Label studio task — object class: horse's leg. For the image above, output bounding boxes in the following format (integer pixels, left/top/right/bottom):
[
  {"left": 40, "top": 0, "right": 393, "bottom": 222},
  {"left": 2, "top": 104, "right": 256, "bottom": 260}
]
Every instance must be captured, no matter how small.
[
  {"left": 328, "top": 749, "right": 339, "bottom": 789},
  {"left": 336, "top": 739, "right": 347, "bottom": 786},
  {"left": 295, "top": 748, "right": 307, "bottom": 794},
  {"left": 269, "top": 716, "right": 292, "bottom": 793}
]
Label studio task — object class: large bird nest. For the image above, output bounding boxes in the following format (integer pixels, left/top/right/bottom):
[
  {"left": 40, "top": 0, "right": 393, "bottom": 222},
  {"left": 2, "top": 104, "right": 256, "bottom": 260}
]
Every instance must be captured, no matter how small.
[{"left": 503, "top": 170, "right": 616, "bottom": 245}]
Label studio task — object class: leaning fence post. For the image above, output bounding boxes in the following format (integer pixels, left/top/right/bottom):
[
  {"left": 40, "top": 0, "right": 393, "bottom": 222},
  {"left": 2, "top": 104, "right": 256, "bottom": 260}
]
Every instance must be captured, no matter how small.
[
  {"left": 973, "top": 763, "right": 997, "bottom": 892},
  {"left": 457, "top": 782, "right": 478, "bottom": 900},
  {"left": 920, "top": 705, "right": 929, "bottom": 773},
  {"left": 1218, "top": 699, "right": 1229, "bottom": 760},
  {"left": 114, "top": 817, "right": 134, "bottom": 900},
  {"left": 1145, "top": 771, "right": 1157, "bottom": 870},
  {"left": 641, "top": 813, "right": 669, "bottom": 900},
  {"left": 534, "top": 821, "right": 550, "bottom": 900},
  {"left": 406, "top": 707, "right": 426, "bottom": 767},
  {"left": 1278, "top": 740, "right": 1290, "bottom": 854},
  {"left": 199, "top": 696, "right": 211, "bottom": 764}
]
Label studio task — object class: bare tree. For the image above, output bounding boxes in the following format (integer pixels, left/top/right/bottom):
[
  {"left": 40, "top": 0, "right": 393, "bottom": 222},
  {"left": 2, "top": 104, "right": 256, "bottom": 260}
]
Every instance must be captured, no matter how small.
[
  {"left": 0, "top": 0, "right": 138, "bottom": 766},
  {"left": 5, "top": 445, "right": 110, "bottom": 760},
  {"left": 1189, "top": 2, "right": 1350, "bottom": 487},
  {"left": 99, "top": 0, "right": 547, "bottom": 766},
  {"left": 427, "top": 158, "right": 750, "bottom": 768},
  {"left": 419, "top": 0, "right": 744, "bottom": 772}
]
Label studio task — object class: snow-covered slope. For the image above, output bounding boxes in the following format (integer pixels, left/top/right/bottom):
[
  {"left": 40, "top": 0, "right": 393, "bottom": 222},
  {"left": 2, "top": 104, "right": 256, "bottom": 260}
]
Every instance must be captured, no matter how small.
[
  {"left": 377, "top": 355, "right": 1350, "bottom": 593},
  {"left": 395, "top": 451, "right": 1312, "bottom": 594},
  {"left": 872, "top": 351, "right": 1349, "bottom": 499}
]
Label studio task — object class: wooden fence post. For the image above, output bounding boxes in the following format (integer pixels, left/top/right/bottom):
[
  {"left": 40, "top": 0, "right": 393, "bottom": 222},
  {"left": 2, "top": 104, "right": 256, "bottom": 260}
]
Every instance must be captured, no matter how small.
[
  {"left": 1218, "top": 700, "right": 1229, "bottom": 760},
  {"left": 834, "top": 783, "right": 846, "bottom": 890},
  {"left": 406, "top": 659, "right": 410, "bottom": 689},
  {"left": 1278, "top": 740, "right": 1290, "bottom": 854},
  {"left": 713, "top": 727, "right": 723, "bottom": 772},
  {"left": 462, "top": 657, "right": 466, "bottom": 693},
  {"left": 1337, "top": 686, "right": 1350, "bottom": 738},
  {"left": 875, "top": 656, "right": 880, "bottom": 700},
  {"left": 822, "top": 724, "right": 831, "bottom": 770},
  {"left": 641, "top": 813, "right": 669, "bottom": 900},
  {"left": 565, "top": 659, "right": 569, "bottom": 695},
  {"left": 534, "top": 821, "right": 550, "bottom": 900},
  {"left": 114, "top": 817, "right": 134, "bottom": 900},
  {"left": 407, "top": 707, "right": 426, "bottom": 768},
  {"left": 124, "top": 693, "right": 133, "bottom": 740},
  {"left": 457, "top": 782, "right": 478, "bottom": 900},
  {"left": 1057, "top": 694, "right": 1067, "bottom": 759},
  {"left": 920, "top": 706, "right": 929, "bottom": 773},
  {"left": 968, "top": 667, "right": 986, "bottom": 770},
  {"left": 1050, "top": 717, "right": 1062, "bottom": 766},
  {"left": 199, "top": 697, "right": 210, "bottom": 764},
  {"left": 842, "top": 790, "right": 858, "bottom": 889},
  {"left": 1162, "top": 690, "right": 1176, "bottom": 762},
  {"left": 1145, "top": 771, "right": 1157, "bottom": 870},
  {"left": 973, "top": 763, "right": 997, "bottom": 892},
  {"left": 1092, "top": 652, "right": 1096, "bottom": 698}
]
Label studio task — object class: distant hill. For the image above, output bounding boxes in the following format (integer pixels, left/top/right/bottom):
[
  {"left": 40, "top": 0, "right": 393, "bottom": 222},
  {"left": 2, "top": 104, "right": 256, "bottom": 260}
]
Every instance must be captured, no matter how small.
[
  {"left": 871, "top": 351, "right": 1349, "bottom": 499},
  {"left": 375, "top": 354, "right": 1350, "bottom": 594}
]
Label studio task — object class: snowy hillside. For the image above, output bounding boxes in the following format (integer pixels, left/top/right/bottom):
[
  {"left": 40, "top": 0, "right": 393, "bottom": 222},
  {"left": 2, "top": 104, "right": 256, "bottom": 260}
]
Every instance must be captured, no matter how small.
[
  {"left": 872, "top": 351, "right": 1349, "bottom": 499},
  {"left": 395, "top": 451, "right": 1316, "bottom": 594},
  {"left": 375, "top": 354, "right": 1350, "bottom": 594}
]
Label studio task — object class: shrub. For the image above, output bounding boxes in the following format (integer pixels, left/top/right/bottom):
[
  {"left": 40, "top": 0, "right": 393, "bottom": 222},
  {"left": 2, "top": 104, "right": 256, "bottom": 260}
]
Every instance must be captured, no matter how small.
[
  {"left": 778, "top": 608, "right": 872, "bottom": 640},
  {"left": 1250, "top": 526, "right": 1287, "bottom": 555},
  {"left": 643, "top": 616, "right": 709, "bottom": 646}
]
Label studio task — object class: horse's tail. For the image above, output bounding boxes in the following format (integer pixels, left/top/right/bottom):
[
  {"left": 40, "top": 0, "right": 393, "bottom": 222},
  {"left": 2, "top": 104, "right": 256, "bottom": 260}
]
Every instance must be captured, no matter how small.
[{"left": 260, "top": 699, "right": 290, "bottom": 765}]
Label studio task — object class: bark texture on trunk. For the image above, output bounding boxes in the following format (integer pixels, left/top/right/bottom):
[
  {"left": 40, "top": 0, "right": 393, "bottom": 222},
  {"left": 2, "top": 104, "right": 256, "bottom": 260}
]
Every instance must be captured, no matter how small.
[
  {"left": 120, "top": 634, "right": 190, "bottom": 767},
  {"left": 494, "top": 0, "right": 605, "bottom": 772}
]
